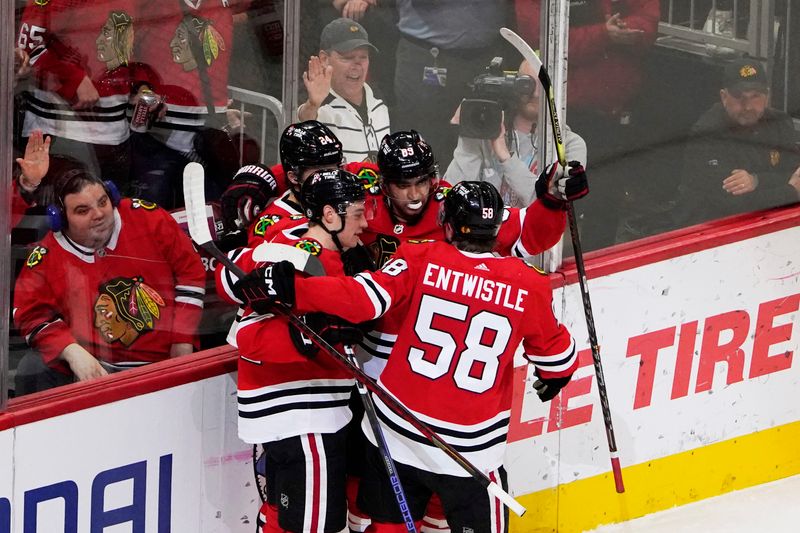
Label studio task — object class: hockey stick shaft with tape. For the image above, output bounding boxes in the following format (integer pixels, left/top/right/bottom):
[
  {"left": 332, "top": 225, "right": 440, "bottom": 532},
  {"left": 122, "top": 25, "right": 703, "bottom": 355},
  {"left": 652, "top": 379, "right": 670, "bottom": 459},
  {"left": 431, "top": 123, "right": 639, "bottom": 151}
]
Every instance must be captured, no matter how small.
[
  {"left": 183, "top": 162, "right": 526, "bottom": 516},
  {"left": 345, "top": 345, "right": 417, "bottom": 532},
  {"left": 500, "top": 27, "right": 625, "bottom": 493}
]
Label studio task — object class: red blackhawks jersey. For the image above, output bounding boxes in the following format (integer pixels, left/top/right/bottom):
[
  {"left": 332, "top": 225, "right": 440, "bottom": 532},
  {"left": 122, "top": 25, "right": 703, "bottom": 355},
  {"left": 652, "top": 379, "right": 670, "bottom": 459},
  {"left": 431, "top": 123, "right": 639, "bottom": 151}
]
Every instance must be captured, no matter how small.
[
  {"left": 295, "top": 240, "right": 577, "bottom": 475},
  {"left": 215, "top": 233, "right": 354, "bottom": 444},
  {"left": 13, "top": 198, "right": 206, "bottom": 373},
  {"left": 134, "top": 0, "right": 234, "bottom": 153},
  {"left": 18, "top": 0, "right": 147, "bottom": 145},
  {"left": 357, "top": 180, "right": 566, "bottom": 377}
]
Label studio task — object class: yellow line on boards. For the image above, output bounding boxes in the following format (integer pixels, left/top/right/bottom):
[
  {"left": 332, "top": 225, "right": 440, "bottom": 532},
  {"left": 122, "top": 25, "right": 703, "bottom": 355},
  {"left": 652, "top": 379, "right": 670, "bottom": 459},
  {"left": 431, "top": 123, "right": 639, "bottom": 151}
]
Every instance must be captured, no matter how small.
[{"left": 509, "top": 419, "right": 800, "bottom": 533}]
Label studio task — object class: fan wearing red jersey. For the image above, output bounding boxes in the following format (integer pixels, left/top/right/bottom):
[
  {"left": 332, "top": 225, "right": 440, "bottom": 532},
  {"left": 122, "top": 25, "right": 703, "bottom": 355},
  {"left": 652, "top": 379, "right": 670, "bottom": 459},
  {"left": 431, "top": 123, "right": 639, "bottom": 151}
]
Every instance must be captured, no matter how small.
[
  {"left": 252, "top": 181, "right": 577, "bottom": 532},
  {"left": 219, "top": 169, "right": 369, "bottom": 533},
  {"left": 13, "top": 169, "right": 205, "bottom": 395}
]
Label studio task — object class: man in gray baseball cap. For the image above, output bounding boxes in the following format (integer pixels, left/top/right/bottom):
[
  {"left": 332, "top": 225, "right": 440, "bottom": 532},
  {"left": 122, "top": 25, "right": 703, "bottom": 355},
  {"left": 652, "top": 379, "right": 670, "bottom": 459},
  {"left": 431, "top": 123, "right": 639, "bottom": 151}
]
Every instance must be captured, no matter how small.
[
  {"left": 299, "top": 18, "right": 390, "bottom": 163},
  {"left": 320, "top": 17, "right": 379, "bottom": 54}
]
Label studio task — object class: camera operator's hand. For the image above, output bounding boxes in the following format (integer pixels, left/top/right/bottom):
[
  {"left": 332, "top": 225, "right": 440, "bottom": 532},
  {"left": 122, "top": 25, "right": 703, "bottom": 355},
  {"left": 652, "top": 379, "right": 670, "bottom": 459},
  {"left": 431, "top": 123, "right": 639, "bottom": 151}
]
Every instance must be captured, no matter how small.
[
  {"left": 490, "top": 120, "right": 512, "bottom": 163},
  {"left": 535, "top": 160, "right": 589, "bottom": 210},
  {"left": 299, "top": 56, "right": 332, "bottom": 121}
]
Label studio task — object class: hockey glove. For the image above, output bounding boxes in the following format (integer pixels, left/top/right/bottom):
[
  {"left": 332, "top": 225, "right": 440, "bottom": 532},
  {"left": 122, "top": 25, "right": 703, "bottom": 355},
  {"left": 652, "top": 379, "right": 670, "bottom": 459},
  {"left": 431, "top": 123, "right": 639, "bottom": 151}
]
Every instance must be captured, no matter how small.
[
  {"left": 318, "top": 316, "right": 365, "bottom": 346},
  {"left": 220, "top": 167, "right": 279, "bottom": 233},
  {"left": 532, "top": 371, "right": 572, "bottom": 402},
  {"left": 341, "top": 243, "right": 378, "bottom": 275},
  {"left": 232, "top": 260, "right": 296, "bottom": 314},
  {"left": 287, "top": 313, "right": 365, "bottom": 358},
  {"left": 535, "top": 160, "right": 589, "bottom": 210}
]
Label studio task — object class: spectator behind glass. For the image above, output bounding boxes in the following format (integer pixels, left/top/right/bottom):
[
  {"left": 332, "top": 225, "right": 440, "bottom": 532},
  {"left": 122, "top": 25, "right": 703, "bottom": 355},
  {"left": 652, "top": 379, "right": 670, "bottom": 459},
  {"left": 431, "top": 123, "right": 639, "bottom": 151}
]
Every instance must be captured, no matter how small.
[
  {"left": 16, "top": 0, "right": 145, "bottom": 193},
  {"left": 13, "top": 169, "right": 206, "bottom": 396},
  {"left": 392, "top": 0, "right": 510, "bottom": 169},
  {"left": 675, "top": 58, "right": 800, "bottom": 226},
  {"left": 299, "top": 17, "right": 390, "bottom": 164},
  {"left": 444, "top": 59, "right": 587, "bottom": 207},
  {"left": 517, "top": 0, "right": 659, "bottom": 250},
  {"left": 130, "top": 1, "right": 235, "bottom": 209}
]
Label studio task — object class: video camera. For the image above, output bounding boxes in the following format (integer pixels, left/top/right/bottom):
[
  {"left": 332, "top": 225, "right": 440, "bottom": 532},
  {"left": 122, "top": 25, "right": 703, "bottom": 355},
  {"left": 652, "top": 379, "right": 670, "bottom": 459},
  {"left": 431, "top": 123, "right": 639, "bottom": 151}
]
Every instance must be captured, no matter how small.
[{"left": 459, "top": 57, "right": 535, "bottom": 140}]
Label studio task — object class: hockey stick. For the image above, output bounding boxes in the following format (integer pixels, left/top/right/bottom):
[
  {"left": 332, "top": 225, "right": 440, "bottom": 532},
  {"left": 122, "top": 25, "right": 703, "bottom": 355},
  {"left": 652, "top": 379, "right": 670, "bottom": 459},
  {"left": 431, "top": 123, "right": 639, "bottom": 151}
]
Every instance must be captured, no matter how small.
[
  {"left": 183, "top": 162, "right": 527, "bottom": 517},
  {"left": 501, "top": 27, "right": 625, "bottom": 493},
  {"left": 344, "top": 345, "right": 417, "bottom": 532}
]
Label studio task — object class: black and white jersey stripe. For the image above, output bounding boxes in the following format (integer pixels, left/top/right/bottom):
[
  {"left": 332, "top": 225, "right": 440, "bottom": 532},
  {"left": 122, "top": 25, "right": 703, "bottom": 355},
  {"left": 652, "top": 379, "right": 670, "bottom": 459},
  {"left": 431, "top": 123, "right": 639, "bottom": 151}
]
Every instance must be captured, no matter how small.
[
  {"left": 23, "top": 90, "right": 130, "bottom": 145},
  {"left": 524, "top": 336, "right": 577, "bottom": 374},
  {"left": 238, "top": 378, "right": 354, "bottom": 443},
  {"left": 353, "top": 272, "right": 391, "bottom": 319},
  {"left": 362, "top": 386, "right": 511, "bottom": 476},
  {"left": 175, "top": 284, "right": 205, "bottom": 308}
]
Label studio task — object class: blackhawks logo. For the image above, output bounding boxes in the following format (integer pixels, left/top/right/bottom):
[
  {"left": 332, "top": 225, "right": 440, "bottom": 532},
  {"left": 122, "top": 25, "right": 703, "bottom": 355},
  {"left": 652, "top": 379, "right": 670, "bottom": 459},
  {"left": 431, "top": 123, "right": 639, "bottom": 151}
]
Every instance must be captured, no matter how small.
[
  {"left": 357, "top": 167, "right": 381, "bottom": 195},
  {"left": 172, "top": 14, "right": 226, "bottom": 72},
  {"left": 295, "top": 239, "right": 322, "bottom": 256},
  {"left": 131, "top": 198, "right": 158, "bottom": 210},
  {"left": 26, "top": 245, "right": 48, "bottom": 268},
  {"left": 254, "top": 214, "right": 282, "bottom": 236},
  {"left": 434, "top": 186, "right": 451, "bottom": 202},
  {"left": 94, "top": 276, "right": 165, "bottom": 346}
]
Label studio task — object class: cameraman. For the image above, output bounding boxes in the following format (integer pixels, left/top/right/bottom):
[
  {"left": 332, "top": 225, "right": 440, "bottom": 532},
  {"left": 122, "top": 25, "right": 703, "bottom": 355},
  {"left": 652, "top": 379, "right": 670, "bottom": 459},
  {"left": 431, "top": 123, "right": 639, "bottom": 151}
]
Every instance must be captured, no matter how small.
[{"left": 444, "top": 60, "right": 587, "bottom": 207}]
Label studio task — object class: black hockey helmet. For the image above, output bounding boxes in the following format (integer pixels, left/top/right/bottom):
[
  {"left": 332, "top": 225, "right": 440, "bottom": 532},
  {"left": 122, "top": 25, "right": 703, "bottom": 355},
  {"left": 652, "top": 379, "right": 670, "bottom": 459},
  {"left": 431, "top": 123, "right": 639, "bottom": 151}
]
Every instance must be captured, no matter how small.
[
  {"left": 442, "top": 181, "right": 504, "bottom": 241},
  {"left": 300, "top": 168, "right": 366, "bottom": 224},
  {"left": 377, "top": 130, "right": 437, "bottom": 184},
  {"left": 279, "top": 120, "right": 343, "bottom": 175}
]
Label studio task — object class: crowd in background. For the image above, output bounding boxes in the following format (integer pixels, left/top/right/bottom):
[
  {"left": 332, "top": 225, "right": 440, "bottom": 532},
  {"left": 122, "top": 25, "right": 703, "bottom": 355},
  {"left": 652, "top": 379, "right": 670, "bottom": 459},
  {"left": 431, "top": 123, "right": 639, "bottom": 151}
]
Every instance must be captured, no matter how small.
[{"left": 6, "top": 0, "right": 800, "bottom": 399}]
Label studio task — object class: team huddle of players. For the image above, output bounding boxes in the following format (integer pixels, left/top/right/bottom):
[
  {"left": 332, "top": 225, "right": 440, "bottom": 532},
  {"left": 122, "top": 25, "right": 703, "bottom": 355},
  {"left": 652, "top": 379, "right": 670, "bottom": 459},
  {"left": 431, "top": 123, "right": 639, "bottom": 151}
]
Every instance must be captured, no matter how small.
[{"left": 215, "top": 121, "right": 588, "bottom": 533}]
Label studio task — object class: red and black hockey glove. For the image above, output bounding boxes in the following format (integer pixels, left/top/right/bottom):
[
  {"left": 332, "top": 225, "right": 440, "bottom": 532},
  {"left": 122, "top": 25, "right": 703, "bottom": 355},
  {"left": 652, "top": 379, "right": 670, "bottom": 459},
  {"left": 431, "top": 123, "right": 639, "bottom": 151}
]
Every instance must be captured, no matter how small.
[
  {"left": 232, "top": 260, "right": 296, "bottom": 314},
  {"left": 532, "top": 370, "right": 572, "bottom": 402},
  {"left": 287, "top": 313, "right": 365, "bottom": 358},
  {"left": 220, "top": 165, "right": 279, "bottom": 234},
  {"left": 535, "top": 160, "right": 589, "bottom": 210}
]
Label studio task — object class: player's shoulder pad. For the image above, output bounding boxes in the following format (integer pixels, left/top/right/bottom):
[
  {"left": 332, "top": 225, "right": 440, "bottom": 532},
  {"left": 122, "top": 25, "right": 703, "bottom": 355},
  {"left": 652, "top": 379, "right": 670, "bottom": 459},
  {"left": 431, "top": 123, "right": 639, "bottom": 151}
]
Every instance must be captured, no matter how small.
[
  {"left": 433, "top": 185, "right": 452, "bottom": 202},
  {"left": 253, "top": 214, "right": 283, "bottom": 236},
  {"left": 522, "top": 259, "right": 547, "bottom": 275},
  {"left": 293, "top": 238, "right": 323, "bottom": 256},
  {"left": 25, "top": 245, "right": 48, "bottom": 269},
  {"left": 129, "top": 198, "right": 159, "bottom": 211}
]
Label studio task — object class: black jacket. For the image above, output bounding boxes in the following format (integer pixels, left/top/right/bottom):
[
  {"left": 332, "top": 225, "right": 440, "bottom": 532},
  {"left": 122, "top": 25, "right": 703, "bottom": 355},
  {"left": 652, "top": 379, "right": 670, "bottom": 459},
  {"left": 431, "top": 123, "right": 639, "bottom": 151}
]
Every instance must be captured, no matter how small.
[{"left": 677, "top": 103, "right": 800, "bottom": 225}]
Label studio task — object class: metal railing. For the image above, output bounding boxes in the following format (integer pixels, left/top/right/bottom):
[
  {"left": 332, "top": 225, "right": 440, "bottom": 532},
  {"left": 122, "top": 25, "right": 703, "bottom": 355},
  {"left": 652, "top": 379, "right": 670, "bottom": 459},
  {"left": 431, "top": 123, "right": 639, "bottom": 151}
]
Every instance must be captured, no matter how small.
[
  {"left": 659, "top": 0, "right": 769, "bottom": 57},
  {"left": 227, "top": 85, "right": 284, "bottom": 166}
]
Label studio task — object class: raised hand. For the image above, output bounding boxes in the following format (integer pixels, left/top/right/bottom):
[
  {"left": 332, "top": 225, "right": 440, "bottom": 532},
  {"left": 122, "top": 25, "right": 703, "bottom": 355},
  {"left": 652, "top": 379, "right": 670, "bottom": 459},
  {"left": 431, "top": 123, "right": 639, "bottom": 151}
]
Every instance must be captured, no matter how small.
[{"left": 16, "top": 130, "right": 51, "bottom": 190}]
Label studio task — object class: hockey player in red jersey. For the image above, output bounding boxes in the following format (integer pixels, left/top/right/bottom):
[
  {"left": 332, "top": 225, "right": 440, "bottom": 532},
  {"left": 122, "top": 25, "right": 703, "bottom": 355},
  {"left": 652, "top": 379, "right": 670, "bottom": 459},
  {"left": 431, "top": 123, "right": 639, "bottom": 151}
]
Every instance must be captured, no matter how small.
[
  {"left": 245, "top": 120, "right": 344, "bottom": 246},
  {"left": 218, "top": 169, "right": 370, "bottom": 533},
  {"left": 365, "top": 130, "right": 587, "bottom": 268},
  {"left": 242, "top": 181, "right": 578, "bottom": 533},
  {"left": 13, "top": 169, "right": 206, "bottom": 394}
]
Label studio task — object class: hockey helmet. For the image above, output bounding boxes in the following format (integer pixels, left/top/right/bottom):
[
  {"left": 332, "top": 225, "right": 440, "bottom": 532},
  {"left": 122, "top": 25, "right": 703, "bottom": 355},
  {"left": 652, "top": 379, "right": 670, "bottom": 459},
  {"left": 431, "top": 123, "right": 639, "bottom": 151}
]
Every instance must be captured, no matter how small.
[
  {"left": 279, "top": 121, "right": 343, "bottom": 175},
  {"left": 377, "top": 130, "right": 437, "bottom": 184},
  {"left": 442, "top": 181, "right": 504, "bottom": 241},
  {"left": 300, "top": 168, "right": 366, "bottom": 223}
]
